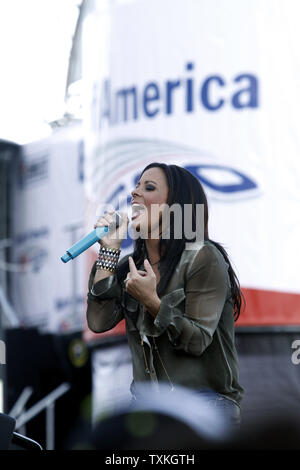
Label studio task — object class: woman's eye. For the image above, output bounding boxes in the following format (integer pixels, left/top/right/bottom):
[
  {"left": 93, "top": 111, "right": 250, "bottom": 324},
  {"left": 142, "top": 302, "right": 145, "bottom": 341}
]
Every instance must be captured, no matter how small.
[{"left": 145, "top": 186, "right": 155, "bottom": 191}]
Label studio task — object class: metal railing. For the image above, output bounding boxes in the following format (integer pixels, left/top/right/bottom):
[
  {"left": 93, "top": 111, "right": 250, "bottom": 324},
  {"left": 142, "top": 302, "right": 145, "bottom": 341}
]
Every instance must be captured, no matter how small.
[{"left": 9, "top": 382, "right": 71, "bottom": 450}]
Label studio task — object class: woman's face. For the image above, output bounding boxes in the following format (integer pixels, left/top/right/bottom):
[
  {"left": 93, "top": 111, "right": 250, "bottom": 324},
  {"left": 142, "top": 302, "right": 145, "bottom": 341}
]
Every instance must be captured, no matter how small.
[{"left": 130, "top": 167, "right": 169, "bottom": 237}]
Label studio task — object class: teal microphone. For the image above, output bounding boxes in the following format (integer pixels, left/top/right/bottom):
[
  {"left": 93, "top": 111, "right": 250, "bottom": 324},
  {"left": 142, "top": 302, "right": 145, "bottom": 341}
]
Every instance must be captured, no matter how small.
[{"left": 61, "top": 212, "right": 121, "bottom": 263}]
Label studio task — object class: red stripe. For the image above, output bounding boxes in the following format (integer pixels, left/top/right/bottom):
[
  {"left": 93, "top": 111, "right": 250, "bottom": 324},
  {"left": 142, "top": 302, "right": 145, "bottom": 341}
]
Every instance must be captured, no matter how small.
[{"left": 237, "top": 288, "right": 300, "bottom": 326}]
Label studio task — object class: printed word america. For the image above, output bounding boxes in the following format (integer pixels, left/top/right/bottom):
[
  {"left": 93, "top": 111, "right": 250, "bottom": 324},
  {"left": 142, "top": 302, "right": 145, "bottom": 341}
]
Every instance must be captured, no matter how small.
[{"left": 92, "top": 62, "right": 259, "bottom": 128}]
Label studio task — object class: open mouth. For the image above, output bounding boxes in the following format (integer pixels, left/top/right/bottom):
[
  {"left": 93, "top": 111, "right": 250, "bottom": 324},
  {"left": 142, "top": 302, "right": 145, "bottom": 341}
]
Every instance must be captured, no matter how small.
[{"left": 131, "top": 203, "right": 145, "bottom": 221}]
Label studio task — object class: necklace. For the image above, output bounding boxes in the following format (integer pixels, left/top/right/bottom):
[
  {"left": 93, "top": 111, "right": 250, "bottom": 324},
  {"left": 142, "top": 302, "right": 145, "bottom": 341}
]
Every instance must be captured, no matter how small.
[
  {"left": 144, "top": 247, "right": 160, "bottom": 266},
  {"left": 149, "top": 260, "right": 160, "bottom": 266}
]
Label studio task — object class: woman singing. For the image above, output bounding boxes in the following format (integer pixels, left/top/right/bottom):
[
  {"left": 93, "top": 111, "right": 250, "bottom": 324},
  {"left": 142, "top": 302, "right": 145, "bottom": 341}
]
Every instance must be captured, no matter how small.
[{"left": 86, "top": 162, "right": 244, "bottom": 427}]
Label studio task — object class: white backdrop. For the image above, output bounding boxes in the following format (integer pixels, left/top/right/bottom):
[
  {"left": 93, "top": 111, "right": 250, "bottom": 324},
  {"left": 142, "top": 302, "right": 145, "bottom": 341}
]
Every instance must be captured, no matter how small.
[
  {"left": 10, "top": 125, "right": 87, "bottom": 332},
  {"left": 82, "top": 0, "right": 300, "bottom": 327}
]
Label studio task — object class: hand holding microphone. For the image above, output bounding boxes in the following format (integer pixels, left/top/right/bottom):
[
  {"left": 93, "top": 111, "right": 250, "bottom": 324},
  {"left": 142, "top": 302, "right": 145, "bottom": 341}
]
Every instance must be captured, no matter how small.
[
  {"left": 93, "top": 209, "right": 129, "bottom": 250},
  {"left": 61, "top": 210, "right": 129, "bottom": 263}
]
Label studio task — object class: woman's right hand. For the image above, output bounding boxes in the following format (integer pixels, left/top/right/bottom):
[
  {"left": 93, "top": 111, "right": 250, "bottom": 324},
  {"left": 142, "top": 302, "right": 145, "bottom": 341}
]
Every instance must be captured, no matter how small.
[{"left": 94, "top": 210, "right": 129, "bottom": 250}]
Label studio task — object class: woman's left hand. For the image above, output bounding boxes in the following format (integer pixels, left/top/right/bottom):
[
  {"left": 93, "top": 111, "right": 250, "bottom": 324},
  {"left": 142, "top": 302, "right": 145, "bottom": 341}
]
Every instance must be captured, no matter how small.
[{"left": 125, "top": 257, "right": 161, "bottom": 316}]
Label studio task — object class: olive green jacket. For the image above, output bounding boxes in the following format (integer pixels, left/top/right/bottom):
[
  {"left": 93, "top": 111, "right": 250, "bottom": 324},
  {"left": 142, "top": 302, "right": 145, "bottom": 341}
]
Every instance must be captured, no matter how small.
[{"left": 86, "top": 241, "right": 244, "bottom": 406}]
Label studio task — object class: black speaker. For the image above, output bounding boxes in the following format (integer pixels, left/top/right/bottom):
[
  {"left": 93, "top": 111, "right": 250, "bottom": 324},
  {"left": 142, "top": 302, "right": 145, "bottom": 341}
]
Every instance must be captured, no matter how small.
[{"left": 0, "top": 412, "right": 15, "bottom": 450}]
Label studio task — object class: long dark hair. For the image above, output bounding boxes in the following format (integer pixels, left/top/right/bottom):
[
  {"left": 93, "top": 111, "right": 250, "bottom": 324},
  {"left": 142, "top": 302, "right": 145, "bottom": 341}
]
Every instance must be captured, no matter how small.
[{"left": 117, "top": 162, "right": 245, "bottom": 321}]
